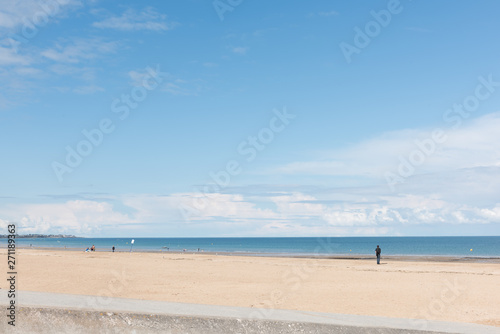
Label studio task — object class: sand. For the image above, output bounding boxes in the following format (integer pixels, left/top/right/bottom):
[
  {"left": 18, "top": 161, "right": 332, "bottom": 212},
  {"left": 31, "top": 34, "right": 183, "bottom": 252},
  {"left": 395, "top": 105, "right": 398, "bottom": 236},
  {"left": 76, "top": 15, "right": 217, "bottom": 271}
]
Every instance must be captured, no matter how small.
[{"left": 1, "top": 249, "right": 499, "bottom": 327}]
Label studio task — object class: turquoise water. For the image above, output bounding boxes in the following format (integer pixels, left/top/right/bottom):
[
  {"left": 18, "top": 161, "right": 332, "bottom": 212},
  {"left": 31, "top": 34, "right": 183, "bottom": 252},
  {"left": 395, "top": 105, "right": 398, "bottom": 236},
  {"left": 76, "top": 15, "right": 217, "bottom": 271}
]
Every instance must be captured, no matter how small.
[{"left": 6, "top": 236, "right": 500, "bottom": 257}]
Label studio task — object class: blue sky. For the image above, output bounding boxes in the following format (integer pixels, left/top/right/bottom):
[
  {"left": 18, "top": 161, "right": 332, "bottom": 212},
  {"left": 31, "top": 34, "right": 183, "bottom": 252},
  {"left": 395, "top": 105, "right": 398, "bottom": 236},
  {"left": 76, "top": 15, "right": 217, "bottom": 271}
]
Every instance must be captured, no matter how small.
[{"left": 1, "top": 0, "right": 500, "bottom": 237}]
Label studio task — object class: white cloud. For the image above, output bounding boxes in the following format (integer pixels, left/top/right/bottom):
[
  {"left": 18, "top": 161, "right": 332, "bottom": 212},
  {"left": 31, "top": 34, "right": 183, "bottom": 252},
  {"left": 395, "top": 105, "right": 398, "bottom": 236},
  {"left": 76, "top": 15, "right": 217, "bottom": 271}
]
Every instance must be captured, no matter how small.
[
  {"left": 173, "top": 193, "right": 279, "bottom": 222},
  {"left": 0, "top": 0, "right": 81, "bottom": 29},
  {"left": 1, "top": 200, "right": 133, "bottom": 236},
  {"left": 476, "top": 204, "right": 500, "bottom": 222},
  {"left": 232, "top": 47, "right": 248, "bottom": 55},
  {"left": 405, "top": 27, "right": 432, "bottom": 33},
  {"left": 73, "top": 84, "right": 104, "bottom": 94},
  {"left": 14, "top": 66, "right": 42, "bottom": 76},
  {"left": 0, "top": 0, "right": 83, "bottom": 107},
  {"left": 318, "top": 11, "right": 339, "bottom": 17},
  {"left": 0, "top": 218, "right": 9, "bottom": 230},
  {"left": 203, "top": 62, "right": 218, "bottom": 68},
  {"left": 128, "top": 186, "right": 500, "bottom": 231},
  {"left": 1, "top": 186, "right": 499, "bottom": 237},
  {"left": 92, "top": 7, "right": 176, "bottom": 31},
  {"left": 128, "top": 68, "right": 163, "bottom": 87},
  {"left": 308, "top": 10, "right": 339, "bottom": 18},
  {"left": 49, "top": 64, "right": 96, "bottom": 81},
  {"left": 42, "top": 38, "right": 118, "bottom": 63},
  {"left": 0, "top": 43, "right": 31, "bottom": 65},
  {"left": 276, "top": 111, "right": 500, "bottom": 179},
  {"left": 162, "top": 82, "right": 190, "bottom": 96},
  {"left": 128, "top": 69, "right": 200, "bottom": 96},
  {"left": 272, "top": 192, "right": 323, "bottom": 218}
]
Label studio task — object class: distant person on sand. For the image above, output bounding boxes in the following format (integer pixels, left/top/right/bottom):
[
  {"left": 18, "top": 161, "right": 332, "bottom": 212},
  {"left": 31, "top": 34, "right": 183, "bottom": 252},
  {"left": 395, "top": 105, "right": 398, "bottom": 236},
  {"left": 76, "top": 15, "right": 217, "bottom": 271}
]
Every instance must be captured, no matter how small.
[
  {"left": 112, "top": 246, "right": 115, "bottom": 252},
  {"left": 375, "top": 245, "right": 381, "bottom": 264},
  {"left": 91, "top": 245, "right": 95, "bottom": 252},
  {"left": 85, "top": 247, "right": 90, "bottom": 252}
]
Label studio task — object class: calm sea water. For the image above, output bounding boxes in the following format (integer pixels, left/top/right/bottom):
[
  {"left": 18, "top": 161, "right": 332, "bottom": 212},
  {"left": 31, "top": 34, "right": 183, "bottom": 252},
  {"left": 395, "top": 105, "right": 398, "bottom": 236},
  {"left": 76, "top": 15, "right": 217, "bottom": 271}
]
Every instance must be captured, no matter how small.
[{"left": 6, "top": 236, "right": 500, "bottom": 257}]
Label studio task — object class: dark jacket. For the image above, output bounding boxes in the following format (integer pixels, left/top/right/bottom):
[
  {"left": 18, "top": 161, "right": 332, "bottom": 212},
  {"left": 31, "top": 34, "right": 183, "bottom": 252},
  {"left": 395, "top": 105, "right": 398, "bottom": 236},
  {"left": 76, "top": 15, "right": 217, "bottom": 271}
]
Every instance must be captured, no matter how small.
[{"left": 375, "top": 247, "right": 381, "bottom": 255}]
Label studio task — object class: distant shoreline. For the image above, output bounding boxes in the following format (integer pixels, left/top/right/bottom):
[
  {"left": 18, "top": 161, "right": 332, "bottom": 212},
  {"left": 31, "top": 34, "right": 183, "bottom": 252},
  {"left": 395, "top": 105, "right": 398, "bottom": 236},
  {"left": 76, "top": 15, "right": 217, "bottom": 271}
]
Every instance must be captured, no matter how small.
[{"left": 0, "top": 234, "right": 78, "bottom": 238}]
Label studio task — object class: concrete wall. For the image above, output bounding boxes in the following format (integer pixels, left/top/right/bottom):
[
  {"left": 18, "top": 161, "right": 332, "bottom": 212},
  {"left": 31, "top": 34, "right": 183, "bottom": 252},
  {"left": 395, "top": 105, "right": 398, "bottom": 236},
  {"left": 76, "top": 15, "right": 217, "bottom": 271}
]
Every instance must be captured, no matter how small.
[{"left": 1, "top": 307, "right": 444, "bottom": 334}]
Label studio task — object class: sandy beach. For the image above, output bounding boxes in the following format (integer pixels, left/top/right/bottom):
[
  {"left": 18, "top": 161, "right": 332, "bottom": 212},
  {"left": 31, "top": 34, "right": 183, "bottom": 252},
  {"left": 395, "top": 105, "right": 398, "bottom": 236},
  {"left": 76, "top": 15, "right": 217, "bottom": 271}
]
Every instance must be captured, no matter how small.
[{"left": 1, "top": 249, "right": 499, "bottom": 327}]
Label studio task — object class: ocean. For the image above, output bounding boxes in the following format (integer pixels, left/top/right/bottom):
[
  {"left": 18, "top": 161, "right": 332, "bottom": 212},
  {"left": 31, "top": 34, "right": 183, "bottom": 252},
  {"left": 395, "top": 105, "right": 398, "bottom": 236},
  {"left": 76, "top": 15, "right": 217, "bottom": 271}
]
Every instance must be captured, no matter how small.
[{"left": 7, "top": 236, "right": 500, "bottom": 257}]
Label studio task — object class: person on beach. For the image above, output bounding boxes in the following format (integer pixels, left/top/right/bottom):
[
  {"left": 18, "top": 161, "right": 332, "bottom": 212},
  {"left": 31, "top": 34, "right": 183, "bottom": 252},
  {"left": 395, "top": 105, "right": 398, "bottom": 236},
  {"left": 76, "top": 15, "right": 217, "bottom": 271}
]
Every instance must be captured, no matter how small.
[
  {"left": 112, "top": 246, "right": 115, "bottom": 252},
  {"left": 85, "top": 247, "right": 90, "bottom": 252},
  {"left": 91, "top": 245, "right": 95, "bottom": 252},
  {"left": 375, "top": 245, "right": 381, "bottom": 264}
]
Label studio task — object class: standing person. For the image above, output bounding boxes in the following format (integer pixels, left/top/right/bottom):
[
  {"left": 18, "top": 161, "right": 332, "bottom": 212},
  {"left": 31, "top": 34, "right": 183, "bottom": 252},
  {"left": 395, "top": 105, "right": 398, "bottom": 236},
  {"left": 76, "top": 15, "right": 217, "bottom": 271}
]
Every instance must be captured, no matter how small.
[
  {"left": 375, "top": 245, "right": 381, "bottom": 264},
  {"left": 112, "top": 246, "right": 115, "bottom": 252}
]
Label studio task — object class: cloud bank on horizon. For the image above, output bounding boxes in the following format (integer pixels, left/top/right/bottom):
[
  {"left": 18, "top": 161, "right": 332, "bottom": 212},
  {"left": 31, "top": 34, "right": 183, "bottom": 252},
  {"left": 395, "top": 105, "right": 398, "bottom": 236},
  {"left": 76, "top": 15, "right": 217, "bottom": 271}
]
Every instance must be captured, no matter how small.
[
  {"left": 2, "top": 111, "right": 500, "bottom": 237},
  {"left": 1, "top": 0, "right": 499, "bottom": 237}
]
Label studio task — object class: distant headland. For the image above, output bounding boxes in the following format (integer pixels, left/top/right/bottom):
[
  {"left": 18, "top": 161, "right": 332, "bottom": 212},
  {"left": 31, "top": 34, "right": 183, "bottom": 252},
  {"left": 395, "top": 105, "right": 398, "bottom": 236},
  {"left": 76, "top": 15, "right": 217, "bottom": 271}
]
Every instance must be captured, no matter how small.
[{"left": 0, "top": 234, "right": 78, "bottom": 238}]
